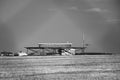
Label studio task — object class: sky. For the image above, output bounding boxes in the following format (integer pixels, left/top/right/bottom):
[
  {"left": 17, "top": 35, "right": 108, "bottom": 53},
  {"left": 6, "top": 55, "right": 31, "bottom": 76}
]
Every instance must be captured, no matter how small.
[{"left": 0, "top": 0, "right": 120, "bottom": 53}]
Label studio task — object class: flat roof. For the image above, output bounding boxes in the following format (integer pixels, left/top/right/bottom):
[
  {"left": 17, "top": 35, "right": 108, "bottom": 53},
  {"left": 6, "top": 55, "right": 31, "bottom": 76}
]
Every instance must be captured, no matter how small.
[
  {"left": 25, "top": 47, "right": 86, "bottom": 49},
  {"left": 38, "top": 43, "right": 72, "bottom": 45}
]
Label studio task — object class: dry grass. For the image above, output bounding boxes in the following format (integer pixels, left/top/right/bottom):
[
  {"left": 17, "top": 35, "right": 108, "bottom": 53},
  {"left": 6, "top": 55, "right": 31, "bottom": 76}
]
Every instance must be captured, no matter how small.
[{"left": 0, "top": 55, "right": 120, "bottom": 80}]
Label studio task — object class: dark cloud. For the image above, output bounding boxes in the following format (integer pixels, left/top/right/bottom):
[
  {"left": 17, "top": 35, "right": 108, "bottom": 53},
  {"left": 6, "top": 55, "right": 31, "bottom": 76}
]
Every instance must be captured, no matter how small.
[
  {"left": 0, "top": 23, "right": 16, "bottom": 52},
  {"left": 101, "top": 24, "right": 120, "bottom": 53}
]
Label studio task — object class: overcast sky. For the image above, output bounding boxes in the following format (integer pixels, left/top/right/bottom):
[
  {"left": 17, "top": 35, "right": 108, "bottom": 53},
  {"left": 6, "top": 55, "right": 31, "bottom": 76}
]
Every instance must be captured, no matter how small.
[{"left": 0, "top": 0, "right": 120, "bottom": 53}]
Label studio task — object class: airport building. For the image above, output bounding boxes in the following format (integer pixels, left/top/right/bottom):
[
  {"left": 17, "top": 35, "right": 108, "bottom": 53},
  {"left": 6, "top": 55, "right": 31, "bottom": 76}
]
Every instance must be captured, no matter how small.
[{"left": 25, "top": 42, "right": 86, "bottom": 56}]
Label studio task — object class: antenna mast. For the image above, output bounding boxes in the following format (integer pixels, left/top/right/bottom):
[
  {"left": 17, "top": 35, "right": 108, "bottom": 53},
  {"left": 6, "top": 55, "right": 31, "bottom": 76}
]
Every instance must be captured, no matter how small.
[
  {"left": 82, "top": 32, "right": 85, "bottom": 53},
  {"left": 82, "top": 32, "right": 85, "bottom": 48}
]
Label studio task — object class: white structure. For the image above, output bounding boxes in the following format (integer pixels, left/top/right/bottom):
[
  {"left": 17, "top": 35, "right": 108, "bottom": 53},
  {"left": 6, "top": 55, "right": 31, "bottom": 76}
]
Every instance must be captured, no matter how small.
[
  {"left": 18, "top": 51, "right": 27, "bottom": 56},
  {"left": 62, "top": 48, "right": 76, "bottom": 56},
  {"left": 69, "top": 48, "right": 76, "bottom": 55},
  {"left": 62, "top": 52, "right": 72, "bottom": 56}
]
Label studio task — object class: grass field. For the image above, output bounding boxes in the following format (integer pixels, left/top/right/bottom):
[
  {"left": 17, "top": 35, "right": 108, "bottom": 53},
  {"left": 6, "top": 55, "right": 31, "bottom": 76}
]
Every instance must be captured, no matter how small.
[{"left": 0, "top": 55, "right": 120, "bottom": 80}]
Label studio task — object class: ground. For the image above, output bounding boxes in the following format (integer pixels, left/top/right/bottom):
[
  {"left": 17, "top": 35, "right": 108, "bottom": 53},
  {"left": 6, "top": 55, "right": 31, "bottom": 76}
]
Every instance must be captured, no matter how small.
[{"left": 0, "top": 55, "right": 120, "bottom": 80}]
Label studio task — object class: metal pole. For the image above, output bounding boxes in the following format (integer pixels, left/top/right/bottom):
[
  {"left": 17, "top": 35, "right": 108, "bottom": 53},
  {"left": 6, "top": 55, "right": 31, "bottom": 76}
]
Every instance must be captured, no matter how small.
[{"left": 82, "top": 32, "right": 85, "bottom": 53}]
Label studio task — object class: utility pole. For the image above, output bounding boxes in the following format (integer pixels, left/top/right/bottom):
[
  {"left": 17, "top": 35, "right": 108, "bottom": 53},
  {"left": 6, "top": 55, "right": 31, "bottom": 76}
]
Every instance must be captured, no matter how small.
[{"left": 81, "top": 32, "right": 85, "bottom": 53}]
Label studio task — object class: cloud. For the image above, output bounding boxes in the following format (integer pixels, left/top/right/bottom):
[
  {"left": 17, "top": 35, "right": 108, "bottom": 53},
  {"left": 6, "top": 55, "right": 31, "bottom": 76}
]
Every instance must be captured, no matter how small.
[
  {"left": 67, "top": 6, "right": 79, "bottom": 10},
  {"left": 86, "top": 7, "right": 119, "bottom": 23},
  {"left": 86, "top": 8, "right": 107, "bottom": 13},
  {"left": 67, "top": 0, "right": 76, "bottom": 1},
  {"left": 48, "top": 8, "right": 58, "bottom": 11},
  {"left": 106, "top": 18, "right": 120, "bottom": 23}
]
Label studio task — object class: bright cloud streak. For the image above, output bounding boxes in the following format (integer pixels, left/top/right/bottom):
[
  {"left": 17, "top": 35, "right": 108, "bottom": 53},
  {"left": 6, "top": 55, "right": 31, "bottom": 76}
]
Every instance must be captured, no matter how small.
[
  {"left": 85, "top": 0, "right": 119, "bottom": 23},
  {"left": 86, "top": 8, "right": 107, "bottom": 12}
]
